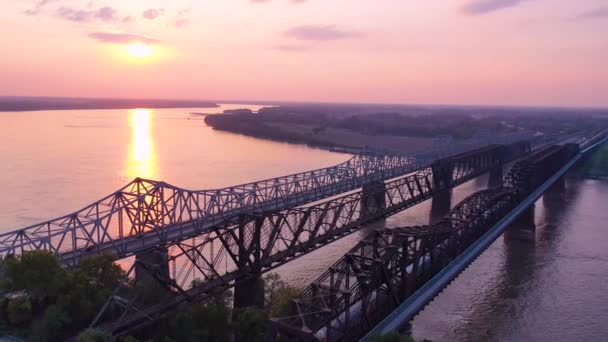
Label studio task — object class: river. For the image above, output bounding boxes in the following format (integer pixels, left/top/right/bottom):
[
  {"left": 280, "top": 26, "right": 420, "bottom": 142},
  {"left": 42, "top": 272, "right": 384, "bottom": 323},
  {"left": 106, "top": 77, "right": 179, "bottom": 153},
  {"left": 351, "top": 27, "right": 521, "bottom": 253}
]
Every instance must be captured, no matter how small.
[{"left": 1, "top": 107, "right": 607, "bottom": 341}]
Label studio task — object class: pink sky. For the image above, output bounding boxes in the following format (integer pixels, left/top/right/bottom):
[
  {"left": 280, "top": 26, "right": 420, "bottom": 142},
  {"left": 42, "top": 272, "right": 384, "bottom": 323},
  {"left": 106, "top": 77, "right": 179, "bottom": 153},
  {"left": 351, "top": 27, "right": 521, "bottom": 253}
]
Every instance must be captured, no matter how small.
[{"left": 1, "top": 0, "right": 607, "bottom": 107}]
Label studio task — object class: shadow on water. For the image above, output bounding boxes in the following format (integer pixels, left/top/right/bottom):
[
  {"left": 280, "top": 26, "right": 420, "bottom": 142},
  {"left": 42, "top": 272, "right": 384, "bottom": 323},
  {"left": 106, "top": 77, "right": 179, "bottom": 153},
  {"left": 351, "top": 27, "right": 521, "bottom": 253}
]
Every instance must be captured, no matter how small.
[{"left": 413, "top": 167, "right": 586, "bottom": 342}]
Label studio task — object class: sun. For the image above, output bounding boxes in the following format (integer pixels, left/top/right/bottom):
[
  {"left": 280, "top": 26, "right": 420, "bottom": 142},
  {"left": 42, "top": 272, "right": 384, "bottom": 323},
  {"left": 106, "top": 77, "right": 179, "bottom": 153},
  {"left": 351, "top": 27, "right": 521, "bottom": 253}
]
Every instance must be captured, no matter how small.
[{"left": 126, "top": 42, "right": 153, "bottom": 58}]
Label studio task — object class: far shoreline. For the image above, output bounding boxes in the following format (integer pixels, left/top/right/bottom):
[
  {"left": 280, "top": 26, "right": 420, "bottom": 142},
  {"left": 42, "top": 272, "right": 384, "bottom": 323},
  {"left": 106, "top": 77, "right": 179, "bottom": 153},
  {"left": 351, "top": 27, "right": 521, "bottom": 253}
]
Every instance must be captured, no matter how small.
[{"left": 0, "top": 96, "right": 218, "bottom": 112}]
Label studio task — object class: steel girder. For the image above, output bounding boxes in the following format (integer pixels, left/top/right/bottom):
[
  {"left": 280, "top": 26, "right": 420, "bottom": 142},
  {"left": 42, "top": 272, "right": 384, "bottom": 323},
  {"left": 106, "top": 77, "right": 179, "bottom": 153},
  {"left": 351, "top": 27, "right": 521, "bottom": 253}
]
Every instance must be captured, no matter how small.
[
  {"left": 269, "top": 190, "right": 516, "bottom": 341},
  {"left": 88, "top": 143, "right": 529, "bottom": 335},
  {"left": 269, "top": 143, "right": 580, "bottom": 341},
  {"left": 0, "top": 134, "right": 534, "bottom": 263}
]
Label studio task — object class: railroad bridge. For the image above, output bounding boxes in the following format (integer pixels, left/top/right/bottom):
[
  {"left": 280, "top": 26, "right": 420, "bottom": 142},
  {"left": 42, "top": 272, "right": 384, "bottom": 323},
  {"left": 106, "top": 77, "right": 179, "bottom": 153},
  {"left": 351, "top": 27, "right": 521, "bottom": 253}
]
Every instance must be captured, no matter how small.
[
  {"left": 0, "top": 130, "right": 604, "bottom": 339},
  {"left": 270, "top": 134, "right": 607, "bottom": 341}
]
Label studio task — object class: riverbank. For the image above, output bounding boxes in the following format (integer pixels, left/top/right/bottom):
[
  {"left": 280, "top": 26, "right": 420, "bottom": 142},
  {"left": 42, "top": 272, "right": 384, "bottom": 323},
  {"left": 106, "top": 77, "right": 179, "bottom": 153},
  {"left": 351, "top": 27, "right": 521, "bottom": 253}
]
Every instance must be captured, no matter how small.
[
  {"left": 0, "top": 96, "right": 218, "bottom": 112},
  {"left": 204, "top": 111, "right": 434, "bottom": 153}
]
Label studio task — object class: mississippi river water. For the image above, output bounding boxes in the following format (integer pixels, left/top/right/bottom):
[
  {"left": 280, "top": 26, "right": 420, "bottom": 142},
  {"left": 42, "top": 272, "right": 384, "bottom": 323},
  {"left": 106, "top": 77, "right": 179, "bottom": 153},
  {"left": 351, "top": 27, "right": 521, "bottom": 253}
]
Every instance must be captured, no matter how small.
[{"left": 1, "top": 107, "right": 607, "bottom": 341}]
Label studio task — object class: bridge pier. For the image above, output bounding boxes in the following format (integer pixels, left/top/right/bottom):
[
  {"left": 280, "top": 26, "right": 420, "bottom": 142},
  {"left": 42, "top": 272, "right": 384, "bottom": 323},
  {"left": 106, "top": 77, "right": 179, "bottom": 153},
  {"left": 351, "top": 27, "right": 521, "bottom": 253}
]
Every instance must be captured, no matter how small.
[
  {"left": 504, "top": 205, "right": 536, "bottom": 242},
  {"left": 430, "top": 190, "right": 452, "bottom": 224},
  {"left": 431, "top": 160, "right": 454, "bottom": 191},
  {"left": 134, "top": 247, "right": 171, "bottom": 296},
  {"left": 234, "top": 275, "right": 265, "bottom": 309},
  {"left": 547, "top": 176, "right": 566, "bottom": 195},
  {"left": 488, "top": 165, "right": 504, "bottom": 188},
  {"left": 233, "top": 216, "right": 266, "bottom": 310},
  {"left": 361, "top": 181, "right": 387, "bottom": 219}
]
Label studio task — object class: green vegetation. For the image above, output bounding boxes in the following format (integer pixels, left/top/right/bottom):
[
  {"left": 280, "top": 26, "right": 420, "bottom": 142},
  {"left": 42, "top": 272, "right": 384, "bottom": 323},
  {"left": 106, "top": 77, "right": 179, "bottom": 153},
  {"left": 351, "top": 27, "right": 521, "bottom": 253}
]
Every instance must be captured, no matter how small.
[
  {"left": 0, "top": 251, "right": 300, "bottom": 341},
  {"left": 205, "top": 105, "right": 608, "bottom": 153},
  {"left": 263, "top": 272, "right": 300, "bottom": 316},
  {"left": 0, "top": 251, "right": 124, "bottom": 341},
  {"left": 133, "top": 272, "right": 300, "bottom": 342}
]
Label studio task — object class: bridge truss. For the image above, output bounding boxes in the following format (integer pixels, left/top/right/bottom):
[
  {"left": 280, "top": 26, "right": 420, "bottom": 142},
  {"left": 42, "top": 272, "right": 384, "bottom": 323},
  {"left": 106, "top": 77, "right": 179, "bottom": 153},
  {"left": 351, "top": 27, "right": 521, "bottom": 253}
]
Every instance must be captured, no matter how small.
[
  {"left": 89, "top": 142, "right": 530, "bottom": 335},
  {"left": 269, "top": 143, "right": 581, "bottom": 341},
  {"left": 0, "top": 133, "right": 533, "bottom": 264}
]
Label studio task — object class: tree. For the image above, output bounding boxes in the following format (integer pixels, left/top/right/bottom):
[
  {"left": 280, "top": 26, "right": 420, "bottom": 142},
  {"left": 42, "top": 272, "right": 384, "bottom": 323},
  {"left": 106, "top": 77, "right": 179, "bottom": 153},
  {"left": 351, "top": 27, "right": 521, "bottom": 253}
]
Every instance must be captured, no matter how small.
[
  {"left": 30, "top": 304, "right": 71, "bottom": 341},
  {"left": 159, "top": 302, "right": 231, "bottom": 342},
  {"left": 263, "top": 273, "right": 300, "bottom": 316},
  {"left": 1, "top": 251, "right": 66, "bottom": 305},
  {"left": 77, "top": 329, "right": 113, "bottom": 342},
  {"left": 57, "top": 255, "right": 125, "bottom": 327},
  {"left": 6, "top": 296, "right": 32, "bottom": 326},
  {"left": 232, "top": 307, "right": 268, "bottom": 342},
  {"left": 0, "top": 252, "right": 125, "bottom": 339}
]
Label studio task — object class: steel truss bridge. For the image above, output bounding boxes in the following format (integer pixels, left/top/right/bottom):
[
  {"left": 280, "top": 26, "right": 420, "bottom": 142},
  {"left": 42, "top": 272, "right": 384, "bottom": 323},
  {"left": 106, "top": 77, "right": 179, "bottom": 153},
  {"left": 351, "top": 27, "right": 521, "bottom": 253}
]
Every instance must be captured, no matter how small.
[
  {"left": 87, "top": 141, "right": 532, "bottom": 335},
  {"left": 0, "top": 130, "right": 595, "bottom": 338},
  {"left": 0, "top": 134, "right": 533, "bottom": 264},
  {"left": 269, "top": 134, "right": 608, "bottom": 342}
]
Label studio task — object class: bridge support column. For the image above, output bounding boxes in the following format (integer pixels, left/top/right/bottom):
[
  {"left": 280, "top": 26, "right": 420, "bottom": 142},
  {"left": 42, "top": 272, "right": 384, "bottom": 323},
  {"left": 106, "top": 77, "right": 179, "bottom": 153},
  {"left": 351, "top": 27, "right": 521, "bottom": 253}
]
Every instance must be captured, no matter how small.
[
  {"left": 135, "top": 247, "right": 170, "bottom": 284},
  {"left": 361, "top": 181, "right": 387, "bottom": 219},
  {"left": 233, "top": 216, "right": 265, "bottom": 310},
  {"left": 431, "top": 160, "right": 454, "bottom": 191},
  {"left": 234, "top": 275, "right": 265, "bottom": 309},
  {"left": 504, "top": 205, "right": 536, "bottom": 242},
  {"left": 430, "top": 190, "right": 452, "bottom": 224},
  {"left": 547, "top": 176, "right": 566, "bottom": 195},
  {"left": 488, "top": 165, "right": 504, "bottom": 188}
]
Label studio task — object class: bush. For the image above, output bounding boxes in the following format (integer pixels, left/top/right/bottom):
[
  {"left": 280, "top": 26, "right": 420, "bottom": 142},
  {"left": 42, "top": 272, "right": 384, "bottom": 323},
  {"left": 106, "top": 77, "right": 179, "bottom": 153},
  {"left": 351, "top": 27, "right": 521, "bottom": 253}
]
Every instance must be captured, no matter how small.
[
  {"left": 29, "top": 304, "right": 71, "bottom": 341},
  {"left": 77, "top": 328, "right": 113, "bottom": 342},
  {"left": 6, "top": 297, "right": 32, "bottom": 326},
  {"left": 2, "top": 251, "right": 66, "bottom": 304},
  {"left": 263, "top": 273, "right": 300, "bottom": 316},
  {"left": 232, "top": 307, "right": 268, "bottom": 342}
]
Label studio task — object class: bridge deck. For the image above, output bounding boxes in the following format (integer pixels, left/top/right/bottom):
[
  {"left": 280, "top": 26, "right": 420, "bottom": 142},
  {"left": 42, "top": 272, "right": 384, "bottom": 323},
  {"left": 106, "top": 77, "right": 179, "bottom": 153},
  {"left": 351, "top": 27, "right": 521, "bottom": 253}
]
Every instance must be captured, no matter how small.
[{"left": 0, "top": 133, "right": 534, "bottom": 263}]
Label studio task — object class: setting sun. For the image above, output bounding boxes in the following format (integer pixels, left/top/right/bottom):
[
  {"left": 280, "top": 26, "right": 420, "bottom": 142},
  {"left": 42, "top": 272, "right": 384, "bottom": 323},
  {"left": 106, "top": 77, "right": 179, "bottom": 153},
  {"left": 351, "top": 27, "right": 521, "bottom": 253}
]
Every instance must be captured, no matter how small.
[{"left": 126, "top": 42, "right": 152, "bottom": 58}]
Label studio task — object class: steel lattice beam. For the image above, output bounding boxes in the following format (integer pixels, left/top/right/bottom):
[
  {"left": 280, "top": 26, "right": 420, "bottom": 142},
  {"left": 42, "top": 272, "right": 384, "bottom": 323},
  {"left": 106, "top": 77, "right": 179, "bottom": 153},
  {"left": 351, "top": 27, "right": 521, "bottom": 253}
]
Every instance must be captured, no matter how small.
[
  {"left": 0, "top": 134, "right": 535, "bottom": 264},
  {"left": 269, "top": 143, "right": 581, "bottom": 341},
  {"left": 88, "top": 142, "right": 531, "bottom": 335}
]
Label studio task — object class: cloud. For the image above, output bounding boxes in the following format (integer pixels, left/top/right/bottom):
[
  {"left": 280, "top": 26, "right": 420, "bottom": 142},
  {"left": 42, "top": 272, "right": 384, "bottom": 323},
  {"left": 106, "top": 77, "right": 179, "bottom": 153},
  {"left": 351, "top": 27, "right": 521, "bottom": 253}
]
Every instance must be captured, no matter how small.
[
  {"left": 572, "top": 7, "right": 608, "bottom": 20},
  {"left": 171, "top": 8, "right": 191, "bottom": 27},
  {"left": 88, "top": 32, "right": 160, "bottom": 44},
  {"left": 24, "top": 0, "right": 56, "bottom": 16},
  {"left": 143, "top": 8, "right": 164, "bottom": 20},
  {"left": 284, "top": 25, "right": 361, "bottom": 41},
  {"left": 271, "top": 44, "right": 309, "bottom": 52},
  {"left": 461, "top": 0, "right": 527, "bottom": 15},
  {"left": 56, "top": 6, "right": 119, "bottom": 22}
]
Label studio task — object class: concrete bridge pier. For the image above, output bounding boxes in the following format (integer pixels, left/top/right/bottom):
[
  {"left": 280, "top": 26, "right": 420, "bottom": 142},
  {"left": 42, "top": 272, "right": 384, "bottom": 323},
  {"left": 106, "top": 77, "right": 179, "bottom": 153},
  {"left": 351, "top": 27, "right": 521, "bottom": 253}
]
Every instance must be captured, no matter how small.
[
  {"left": 361, "top": 181, "right": 387, "bottom": 219},
  {"left": 234, "top": 216, "right": 266, "bottom": 309},
  {"left": 430, "top": 190, "right": 452, "bottom": 224},
  {"left": 488, "top": 165, "right": 504, "bottom": 188},
  {"left": 431, "top": 160, "right": 454, "bottom": 192},
  {"left": 546, "top": 176, "right": 566, "bottom": 196},
  {"left": 135, "top": 247, "right": 170, "bottom": 284},
  {"left": 234, "top": 275, "right": 265, "bottom": 309},
  {"left": 504, "top": 205, "right": 536, "bottom": 242}
]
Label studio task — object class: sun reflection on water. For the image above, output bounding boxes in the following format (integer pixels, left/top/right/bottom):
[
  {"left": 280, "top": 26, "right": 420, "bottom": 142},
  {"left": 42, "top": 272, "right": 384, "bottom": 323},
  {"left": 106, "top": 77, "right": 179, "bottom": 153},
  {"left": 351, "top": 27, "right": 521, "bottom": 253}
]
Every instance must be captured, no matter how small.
[{"left": 127, "top": 109, "right": 157, "bottom": 179}]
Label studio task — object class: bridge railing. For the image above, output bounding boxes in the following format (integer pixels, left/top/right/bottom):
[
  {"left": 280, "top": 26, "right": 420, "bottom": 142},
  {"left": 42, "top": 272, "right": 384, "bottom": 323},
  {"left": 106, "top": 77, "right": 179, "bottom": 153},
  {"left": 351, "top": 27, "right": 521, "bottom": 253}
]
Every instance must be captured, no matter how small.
[
  {"left": 87, "top": 142, "right": 532, "bottom": 335},
  {"left": 269, "top": 142, "right": 582, "bottom": 341},
  {"left": 0, "top": 132, "right": 534, "bottom": 260}
]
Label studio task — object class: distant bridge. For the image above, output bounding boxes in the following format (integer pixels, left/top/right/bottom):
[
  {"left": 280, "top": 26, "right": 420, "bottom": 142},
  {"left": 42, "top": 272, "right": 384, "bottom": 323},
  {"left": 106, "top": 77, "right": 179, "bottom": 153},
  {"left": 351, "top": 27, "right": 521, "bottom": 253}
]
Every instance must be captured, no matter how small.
[{"left": 270, "top": 132, "right": 608, "bottom": 342}]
